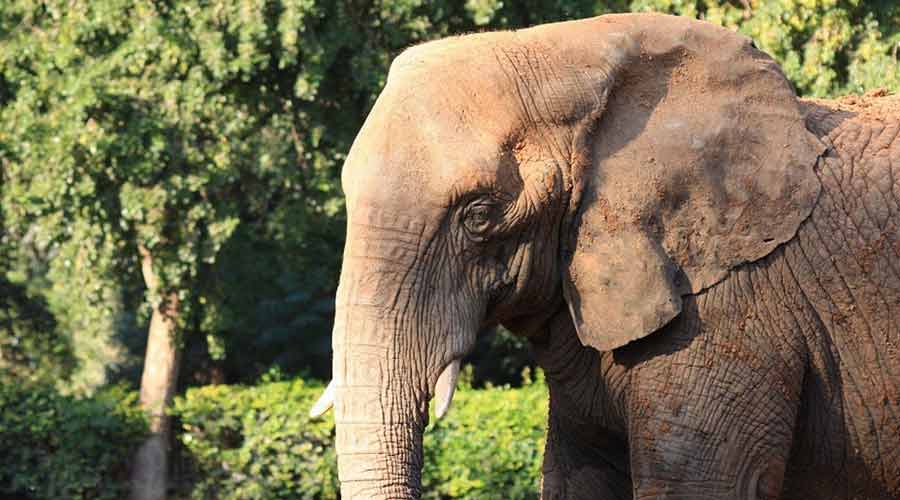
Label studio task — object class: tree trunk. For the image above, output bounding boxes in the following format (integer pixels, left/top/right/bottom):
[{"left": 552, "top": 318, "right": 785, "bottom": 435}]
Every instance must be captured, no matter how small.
[{"left": 130, "top": 246, "right": 181, "bottom": 500}]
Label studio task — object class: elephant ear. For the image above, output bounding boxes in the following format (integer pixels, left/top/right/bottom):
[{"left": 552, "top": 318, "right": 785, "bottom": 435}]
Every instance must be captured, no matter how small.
[{"left": 557, "top": 15, "right": 825, "bottom": 352}]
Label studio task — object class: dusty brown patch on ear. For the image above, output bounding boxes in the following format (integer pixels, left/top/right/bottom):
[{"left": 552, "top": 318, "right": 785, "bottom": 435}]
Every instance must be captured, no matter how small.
[
  {"left": 563, "top": 226, "right": 682, "bottom": 351},
  {"left": 557, "top": 14, "right": 825, "bottom": 352}
]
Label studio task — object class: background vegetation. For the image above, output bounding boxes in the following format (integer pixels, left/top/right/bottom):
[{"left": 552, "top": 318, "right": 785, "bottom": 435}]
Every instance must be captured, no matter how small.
[
  {"left": 1, "top": 0, "right": 896, "bottom": 498},
  {"left": 0, "top": 383, "right": 146, "bottom": 499},
  {"left": 2, "top": 368, "right": 547, "bottom": 499}
]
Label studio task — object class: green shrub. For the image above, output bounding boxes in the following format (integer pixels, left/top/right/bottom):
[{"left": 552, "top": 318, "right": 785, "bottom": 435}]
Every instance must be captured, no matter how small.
[
  {"left": 171, "top": 371, "right": 548, "bottom": 499},
  {"left": 172, "top": 378, "right": 339, "bottom": 499},
  {"left": 0, "top": 383, "right": 146, "bottom": 499},
  {"left": 0, "top": 372, "right": 547, "bottom": 498},
  {"left": 422, "top": 368, "right": 547, "bottom": 499}
]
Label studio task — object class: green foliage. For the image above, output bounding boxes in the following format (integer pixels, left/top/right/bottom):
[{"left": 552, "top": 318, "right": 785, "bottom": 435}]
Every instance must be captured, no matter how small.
[
  {"left": 0, "top": 374, "right": 547, "bottom": 498},
  {"left": 422, "top": 367, "right": 547, "bottom": 499},
  {"left": 170, "top": 371, "right": 548, "bottom": 499},
  {"left": 467, "top": 326, "right": 537, "bottom": 388},
  {"left": 0, "top": 0, "right": 356, "bottom": 389},
  {"left": 172, "top": 378, "right": 339, "bottom": 499},
  {"left": 0, "top": 266, "right": 74, "bottom": 385},
  {"left": 0, "top": 152, "right": 75, "bottom": 385},
  {"left": 0, "top": 383, "right": 146, "bottom": 499}
]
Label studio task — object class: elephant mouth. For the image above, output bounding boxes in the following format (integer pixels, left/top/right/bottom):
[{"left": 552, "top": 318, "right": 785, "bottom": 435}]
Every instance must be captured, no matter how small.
[{"left": 309, "top": 358, "right": 462, "bottom": 421}]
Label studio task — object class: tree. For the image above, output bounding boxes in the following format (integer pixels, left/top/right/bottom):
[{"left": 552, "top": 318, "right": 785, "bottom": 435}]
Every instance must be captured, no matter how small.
[
  {"left": 0, "top": 1, "right": 344, "bottom": 495},
  {"left": 0, "top": 195, "right": 75, "bottom": 385}
]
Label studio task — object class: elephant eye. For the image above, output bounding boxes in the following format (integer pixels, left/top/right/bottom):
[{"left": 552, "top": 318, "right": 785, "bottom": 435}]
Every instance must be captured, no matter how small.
[{"left": 462, "top": 201, "right": 496, "bottom": 237}]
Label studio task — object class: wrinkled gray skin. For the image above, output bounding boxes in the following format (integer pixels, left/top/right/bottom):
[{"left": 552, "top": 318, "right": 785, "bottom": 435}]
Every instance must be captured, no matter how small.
[{"left": 321, "top": 13, "right": 900, "bottom": 500}]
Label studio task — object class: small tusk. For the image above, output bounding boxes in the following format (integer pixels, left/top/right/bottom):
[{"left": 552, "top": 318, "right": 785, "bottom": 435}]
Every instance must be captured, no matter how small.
[
  {"left": 309, "top": 380, "right": 335, "bottom": 418},
  {"left": 434, "top": 360, "right": 461, "bottom": 420}
]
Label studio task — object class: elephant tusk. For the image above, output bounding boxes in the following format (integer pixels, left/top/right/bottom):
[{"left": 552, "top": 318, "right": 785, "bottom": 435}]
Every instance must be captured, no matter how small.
[
  {"left": 309, "top": 380, "right": 335, "bottom": 418},
  {"left": 434, "top": 360, "right": 461, "bottom": 420}
]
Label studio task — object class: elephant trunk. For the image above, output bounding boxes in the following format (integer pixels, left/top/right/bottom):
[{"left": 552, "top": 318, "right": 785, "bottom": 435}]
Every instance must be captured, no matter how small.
[
  {"left": 331, "top": 329, "right": 427, "bottom": 499},
  {"left": 324, "top": 232, "right": 433, "bottom": 500}
]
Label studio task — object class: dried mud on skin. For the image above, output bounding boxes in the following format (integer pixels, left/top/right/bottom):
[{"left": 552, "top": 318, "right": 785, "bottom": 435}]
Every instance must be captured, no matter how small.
[{"left": 802, "top": 90, "right": 900, "bottom": 122}]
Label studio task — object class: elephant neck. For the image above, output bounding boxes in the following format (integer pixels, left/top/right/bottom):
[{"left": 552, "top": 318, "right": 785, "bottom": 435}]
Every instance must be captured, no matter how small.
[{"left": 531, "top": 310, "right": 629, "bottom": 436}]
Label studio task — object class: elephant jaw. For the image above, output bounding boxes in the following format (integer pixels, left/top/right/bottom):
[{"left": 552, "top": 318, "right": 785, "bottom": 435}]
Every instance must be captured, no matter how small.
[{"left": 308, "top": 359, "right": 462, "bottom": 420}]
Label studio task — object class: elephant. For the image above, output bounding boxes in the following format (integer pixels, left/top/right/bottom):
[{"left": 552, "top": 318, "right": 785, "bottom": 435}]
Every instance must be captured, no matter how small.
[{"left": 309, "top": 13, "right": 900, "bottom": 500}]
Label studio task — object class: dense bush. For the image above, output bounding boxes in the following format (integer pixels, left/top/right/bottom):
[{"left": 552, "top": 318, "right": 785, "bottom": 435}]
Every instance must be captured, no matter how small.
[
  {"left": 172, "top": 377, "right": 339, "bottom": 499},
  {"left": 0, "top": 383, "right": 146, "bottom": 499},
  {"left": 421, "top": 368, "right": 547, "bottom": 499},
  {"left": 0, "top": 373, "right": 547, "bottom": 499},
  {"left": 170, "top": 370, "right": 547, "bottom": 499}
]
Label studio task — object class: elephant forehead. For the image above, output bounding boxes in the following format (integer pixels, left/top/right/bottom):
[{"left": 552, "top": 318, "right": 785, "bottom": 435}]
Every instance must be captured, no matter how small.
[
  {"left": 342, "top": 39, "right": 548, "bottom": 213},
  {"left": 341, "top": 88, "right": 509, "bottom": 213},
  {"left": 388, "top": 35, "right": 521, "bottom": 118}
]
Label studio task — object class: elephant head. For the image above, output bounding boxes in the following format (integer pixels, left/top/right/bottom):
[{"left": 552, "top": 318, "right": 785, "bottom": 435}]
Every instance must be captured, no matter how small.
[{"left": 311, "top": 13, "right": 824, "bottom": 499}]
